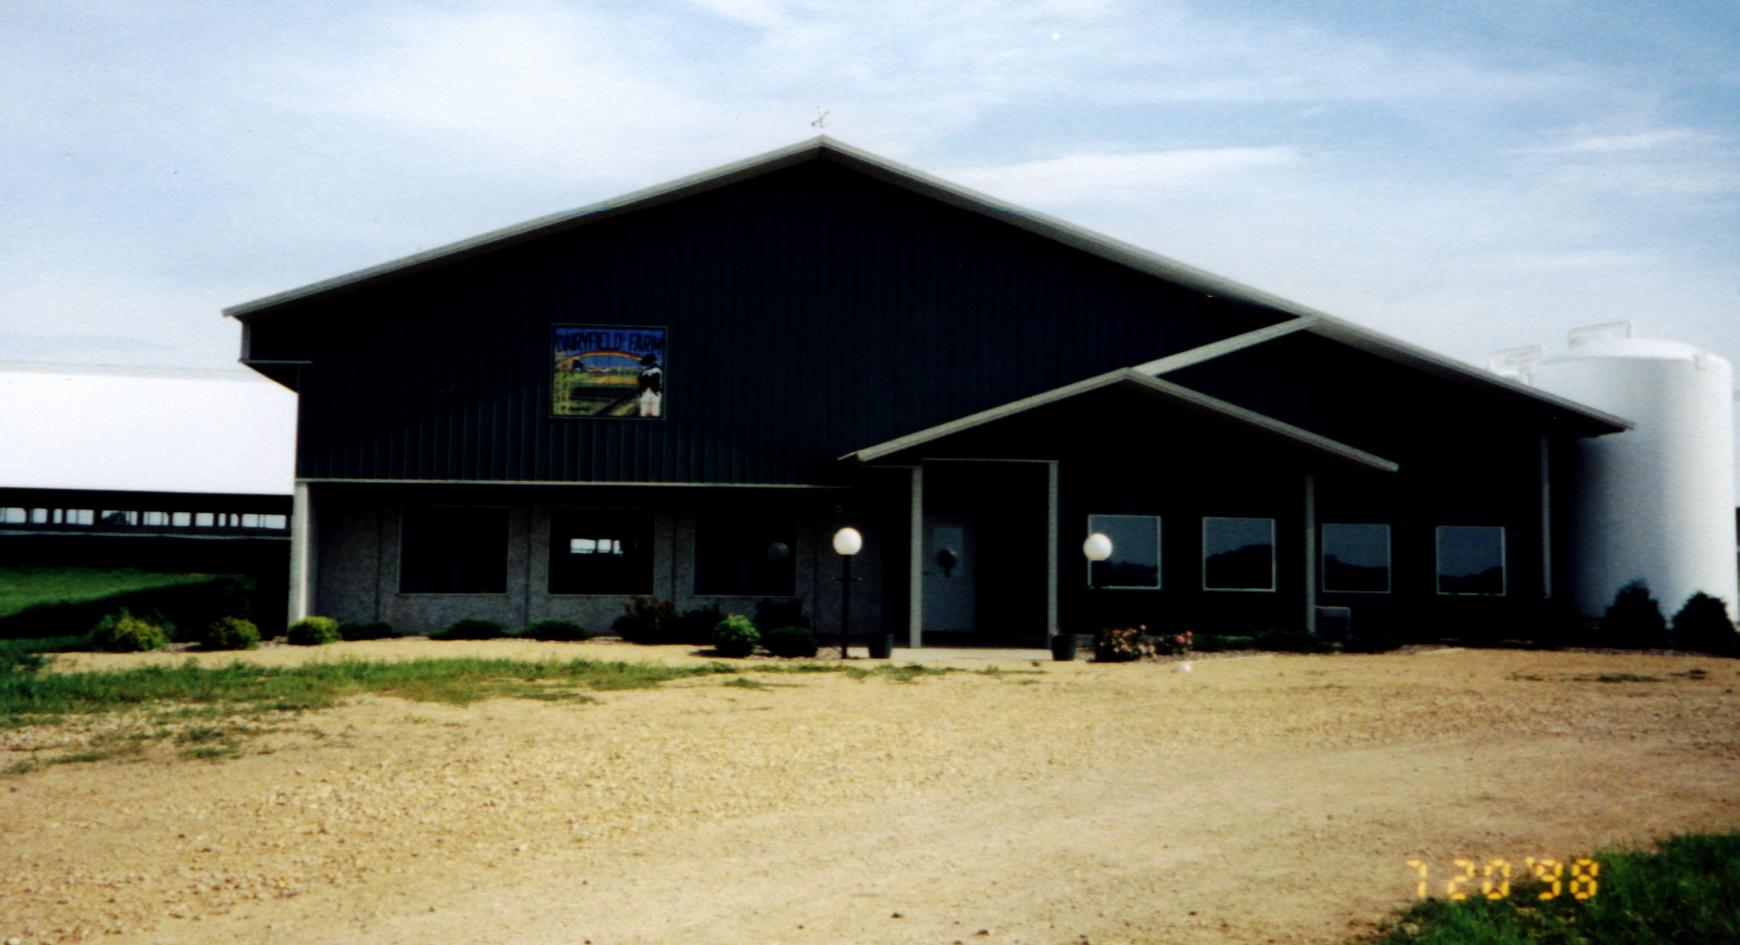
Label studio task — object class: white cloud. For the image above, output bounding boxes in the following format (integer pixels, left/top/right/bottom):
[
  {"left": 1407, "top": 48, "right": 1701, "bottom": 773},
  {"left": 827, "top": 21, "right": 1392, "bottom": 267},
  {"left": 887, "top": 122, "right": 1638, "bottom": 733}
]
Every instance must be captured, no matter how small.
[
  {"left": 946, "top": 147, "right": 1302, "bottom": 206},
  {"left": 1515, "top": 128, "right": 1720, "bottom": 154},
  {"left": 1491, "top": 249, "right": 1658, "bottom": 271},
  {"left": 270, "top": 5, "right": 796, "bottom": 189},
  {"left": 687, "top": 0, "right": 787, "bottom": 28}
]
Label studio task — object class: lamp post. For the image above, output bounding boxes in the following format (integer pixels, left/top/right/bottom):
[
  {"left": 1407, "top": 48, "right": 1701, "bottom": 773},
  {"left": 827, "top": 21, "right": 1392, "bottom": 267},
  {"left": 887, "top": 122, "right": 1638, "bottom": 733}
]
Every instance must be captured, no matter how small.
[
  {"left": 1083, "top": 532, "right": 1113, "bottom": 570},
  {"left": 832, "top": 526, "right": 863, "bottom": 659},
  {"left": 1080, "top": 532, "right": 1113, "bottom": 657}
]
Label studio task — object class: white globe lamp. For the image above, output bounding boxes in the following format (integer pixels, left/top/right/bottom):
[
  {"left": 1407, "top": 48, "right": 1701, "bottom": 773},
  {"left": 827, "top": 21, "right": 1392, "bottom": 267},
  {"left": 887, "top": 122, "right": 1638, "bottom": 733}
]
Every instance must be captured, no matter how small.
[
  {"left": 1082, "top": 532, "right": 1113, "bottom": 563},
  {"left": 832, "top": 526, "right": 863, "bottom": 557}
]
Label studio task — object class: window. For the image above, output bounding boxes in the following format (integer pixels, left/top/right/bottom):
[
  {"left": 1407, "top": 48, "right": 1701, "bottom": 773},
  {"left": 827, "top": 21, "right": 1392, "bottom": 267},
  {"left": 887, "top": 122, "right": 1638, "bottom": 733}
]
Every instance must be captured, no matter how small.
[
  {"left": 1322, "top": 523, "right": 1391, "bottom": 593},
  {"left": 694, "top": 513, "right": 796, "bottom": 596},
  {"left": 549, "top": 509, "right": 654, "bottom": 594},
  {"left": 400, "top": 507, "right": 509, "bottom": 594},
  {"left": 1087, "top": 514, "right": 1160, "bottom": 589},
  {"left": 0, "top": 508, "right": 24, "bottom": 524},
  {"left": 1203, "top": 517, "right": 1276, "bottom": 591},
  {"left": 1436, "top": 525, "right": 1506, "bottom": 596},
  {"left": 172, "top": 512, "right": 192, "bottom": 527},
  {"left": 195, "top": 512, "right": 215, "bottom": 527},
  {"left": 99, "top": 510, "right": 137, "bottom": 528},
  {"left": 262, "top": 514, "right": 288, "bottom": 530}
]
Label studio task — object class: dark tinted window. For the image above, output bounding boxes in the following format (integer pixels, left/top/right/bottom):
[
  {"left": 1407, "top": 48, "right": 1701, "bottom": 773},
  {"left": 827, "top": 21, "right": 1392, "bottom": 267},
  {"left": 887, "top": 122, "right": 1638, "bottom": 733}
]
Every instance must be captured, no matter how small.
[
  {"left": 1203, "top": 517, "right": 1275, "bottom": 591},
  {"left": 1437, "top": 525, "right": 1505, "bottom": 595},
  {"left": 694, "top": 514, "right": 796, "bottom": 596},
  {"left": 549, "top": 509, "right": 654, "bottom": 594},
  {"left": 400, "top": 507, "right": 508, "bottom": 594},
  {"left": 1322, "top": 523, "right": 1390, "bottom": 593},
  {"left": 1088, "top": 514, "right": 1160, "bottom": 588}
]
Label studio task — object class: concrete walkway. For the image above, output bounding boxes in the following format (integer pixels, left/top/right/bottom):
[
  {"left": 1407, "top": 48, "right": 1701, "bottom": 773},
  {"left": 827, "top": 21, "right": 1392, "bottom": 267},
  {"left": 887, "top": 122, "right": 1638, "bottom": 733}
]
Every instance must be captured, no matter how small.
[{"left": 873, "top": 646, "right": 1053, "bottom": 663}]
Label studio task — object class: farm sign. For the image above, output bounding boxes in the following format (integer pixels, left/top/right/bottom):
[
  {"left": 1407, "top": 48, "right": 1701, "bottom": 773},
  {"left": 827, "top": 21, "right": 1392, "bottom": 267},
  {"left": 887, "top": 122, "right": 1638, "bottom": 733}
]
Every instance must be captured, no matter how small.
[{"left": 552, "top": 325, "right": 667, "bottom": 419}]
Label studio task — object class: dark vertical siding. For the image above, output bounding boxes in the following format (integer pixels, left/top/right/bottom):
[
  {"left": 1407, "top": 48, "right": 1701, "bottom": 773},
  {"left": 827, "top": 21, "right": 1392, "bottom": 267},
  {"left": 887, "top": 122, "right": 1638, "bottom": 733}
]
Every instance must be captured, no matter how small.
[{"left": 279, "top": 159, "right": 1282, "bottom": 484}]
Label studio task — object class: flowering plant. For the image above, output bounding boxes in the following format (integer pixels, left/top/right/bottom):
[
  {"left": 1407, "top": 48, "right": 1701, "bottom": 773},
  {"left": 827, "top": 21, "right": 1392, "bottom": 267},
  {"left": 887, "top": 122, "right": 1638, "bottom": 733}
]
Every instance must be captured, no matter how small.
[
  {"left": 1153, "top": 629, "right": 1194, "bottom": 656},
  {"left": 1094, "top": 625, "right": 1194, "bottom": 662}
]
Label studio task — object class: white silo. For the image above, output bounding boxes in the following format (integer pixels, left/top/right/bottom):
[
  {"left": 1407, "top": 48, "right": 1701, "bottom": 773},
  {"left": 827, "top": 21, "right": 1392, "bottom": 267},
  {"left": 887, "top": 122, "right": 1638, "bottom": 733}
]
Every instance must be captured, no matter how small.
[{"left": 1525, "top": 321, "right": 1737, "bottom": 620}]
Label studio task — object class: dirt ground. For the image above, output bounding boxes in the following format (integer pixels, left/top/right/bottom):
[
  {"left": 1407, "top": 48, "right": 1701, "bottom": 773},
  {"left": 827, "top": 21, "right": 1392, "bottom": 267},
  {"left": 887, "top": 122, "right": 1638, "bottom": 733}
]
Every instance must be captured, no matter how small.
[{"left": 4, "top": 641, "right": 1739, "bottom": 945}]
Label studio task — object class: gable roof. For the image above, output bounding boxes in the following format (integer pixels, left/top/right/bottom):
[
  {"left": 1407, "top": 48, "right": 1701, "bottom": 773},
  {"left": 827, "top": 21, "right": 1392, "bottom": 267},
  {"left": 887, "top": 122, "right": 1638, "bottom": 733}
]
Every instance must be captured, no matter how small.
[
  {"left": 224, "top": 136, "right": 1628, "bottom": 433},
  {"left": 842, "top": 367, "right": 1400, "bottom": 473},
  {"left": 1133, "top": 318, "right": 1631, "bottom": 436}
]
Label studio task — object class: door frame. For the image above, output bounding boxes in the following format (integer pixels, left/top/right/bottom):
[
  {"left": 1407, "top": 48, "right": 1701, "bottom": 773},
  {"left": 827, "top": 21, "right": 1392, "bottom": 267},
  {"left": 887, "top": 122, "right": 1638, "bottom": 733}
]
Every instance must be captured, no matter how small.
[{"left": 908, "top": 458, "right": 1058, "bottom": 648}]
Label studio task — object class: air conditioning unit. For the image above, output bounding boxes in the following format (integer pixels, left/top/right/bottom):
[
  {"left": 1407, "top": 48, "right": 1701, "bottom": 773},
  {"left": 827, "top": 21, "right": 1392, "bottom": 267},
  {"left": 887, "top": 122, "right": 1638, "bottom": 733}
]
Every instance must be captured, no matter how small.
[{"left": 1315, "top": 606, "right": 1352, "bottom": 641}]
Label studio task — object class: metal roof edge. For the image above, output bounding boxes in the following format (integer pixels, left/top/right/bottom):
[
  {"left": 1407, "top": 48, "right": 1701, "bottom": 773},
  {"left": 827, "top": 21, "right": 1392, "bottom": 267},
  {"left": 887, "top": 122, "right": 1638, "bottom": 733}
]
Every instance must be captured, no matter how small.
[
  {"left": 843, "top": 369, "right": 1132, "bottom": 463},
  {"left": 844, "top": 368, "right": 1398, "bottom": 473},
  {"left": 1134, "top": 318, "right": 1321, "bottom": 376},
  {"left": 1125, "top": 373, "right": 1399, "bottom": 473},
  {"left": 225, "top": 137, "right": 838, "bottom": 320},
  {"left": 1304, "top": 319, "right": 1635, "bottom": 433},
  {"left": 226, "top": 135, "right": 1341, "bottom": 324},
  {"left": 810, "top": 139, "right": 1335, "bottom": 321},
  {"left": 218, "top": 136, "right": 1634, "bottom": 439}
]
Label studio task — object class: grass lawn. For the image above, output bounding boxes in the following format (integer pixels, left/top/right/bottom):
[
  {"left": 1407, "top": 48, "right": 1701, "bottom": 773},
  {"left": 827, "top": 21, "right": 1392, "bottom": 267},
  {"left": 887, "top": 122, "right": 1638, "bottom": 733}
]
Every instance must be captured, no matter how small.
[
  {"left": 0, "top": 566, "right": 219, "bottom": 619},
  {"left": 0, "top": 654, "right": 955, "bottom": 772},
  {"left": 1364, "top": 832, "right": 1740, "bottom": 944}
]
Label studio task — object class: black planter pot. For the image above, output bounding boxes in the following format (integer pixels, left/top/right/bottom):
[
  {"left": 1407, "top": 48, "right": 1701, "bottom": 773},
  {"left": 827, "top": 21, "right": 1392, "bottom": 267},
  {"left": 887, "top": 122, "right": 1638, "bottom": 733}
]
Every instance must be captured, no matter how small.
[
  {"left": 867, "top": 631, "right": 895, "bottom": 660},
  {"left": 1050, "top": 633, "right": 1079, "bottom": 661}
]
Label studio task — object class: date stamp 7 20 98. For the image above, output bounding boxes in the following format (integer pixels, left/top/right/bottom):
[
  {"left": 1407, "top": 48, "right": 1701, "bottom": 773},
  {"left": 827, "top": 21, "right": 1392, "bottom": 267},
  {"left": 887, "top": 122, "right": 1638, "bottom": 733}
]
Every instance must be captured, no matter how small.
[{"left": 1405, "top": 857, "right": 1600, "bottom": 901}]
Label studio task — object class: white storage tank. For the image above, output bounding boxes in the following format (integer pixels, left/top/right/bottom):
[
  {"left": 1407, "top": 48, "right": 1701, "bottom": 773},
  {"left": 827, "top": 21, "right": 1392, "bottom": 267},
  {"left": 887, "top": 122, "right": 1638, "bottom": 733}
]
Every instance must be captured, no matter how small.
[{"left": 1523, "top": 321, "right": 1737, "bottom": 620}]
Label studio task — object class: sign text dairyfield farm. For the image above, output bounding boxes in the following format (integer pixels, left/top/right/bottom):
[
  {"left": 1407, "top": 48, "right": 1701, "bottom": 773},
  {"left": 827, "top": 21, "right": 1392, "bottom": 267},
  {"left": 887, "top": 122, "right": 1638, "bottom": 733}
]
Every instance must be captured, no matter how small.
[{"left": 552, "top": 325, "right": 667, "bottom": 419}]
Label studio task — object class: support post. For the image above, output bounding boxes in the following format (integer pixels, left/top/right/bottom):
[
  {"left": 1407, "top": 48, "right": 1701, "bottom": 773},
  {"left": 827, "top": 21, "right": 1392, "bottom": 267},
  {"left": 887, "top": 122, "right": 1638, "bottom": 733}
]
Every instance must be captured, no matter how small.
[
  {"left": 288, "top": 481, "right": 316, "bottom": 624},
  {"left": 1046, "top": 460, "right": 1059, "bottom": 639},
  {"left": 840, "top": 553, "right": 852, "bottom": 659},
  {"left": 1303, "top": 473, "right": 1317, "bottom": 634},
  {"left": 1540, "top": 433, "right": 1553, "bottom": 599},
  {"left": 908, "top": 466, "right": 924, "bottom": 649}
]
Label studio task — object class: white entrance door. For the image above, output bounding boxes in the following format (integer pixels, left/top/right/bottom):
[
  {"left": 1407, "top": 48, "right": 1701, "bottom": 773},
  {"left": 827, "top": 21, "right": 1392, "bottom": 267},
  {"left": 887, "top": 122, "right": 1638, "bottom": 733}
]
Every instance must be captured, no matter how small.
[{"left": 922, "top": 516, "right": 976, "bottom": 633}]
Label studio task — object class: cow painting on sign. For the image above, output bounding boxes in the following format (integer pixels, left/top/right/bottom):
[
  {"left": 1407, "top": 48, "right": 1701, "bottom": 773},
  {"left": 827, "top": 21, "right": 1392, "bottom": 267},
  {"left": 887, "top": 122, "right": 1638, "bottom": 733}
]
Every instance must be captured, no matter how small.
[
  {"left": 551, "top": 325, "right": 668, "bottom": 419},
  {"left": 638, "top": 353, "right": 663, "bottom": 417}
]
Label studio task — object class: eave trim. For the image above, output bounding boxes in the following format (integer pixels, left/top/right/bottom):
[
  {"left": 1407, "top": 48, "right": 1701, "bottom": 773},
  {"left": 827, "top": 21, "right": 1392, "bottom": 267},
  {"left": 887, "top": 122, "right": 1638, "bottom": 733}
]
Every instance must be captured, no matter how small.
[{"left": 842, "top": 368, "right": 1399, "bottom": 473}]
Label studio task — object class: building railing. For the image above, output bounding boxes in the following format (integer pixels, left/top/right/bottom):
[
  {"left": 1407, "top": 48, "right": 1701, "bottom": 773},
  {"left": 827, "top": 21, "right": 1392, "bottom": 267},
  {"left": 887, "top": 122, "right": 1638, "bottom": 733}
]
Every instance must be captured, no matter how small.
[{"left": 0, "top": 505, "right": 290, "bottom": 537}]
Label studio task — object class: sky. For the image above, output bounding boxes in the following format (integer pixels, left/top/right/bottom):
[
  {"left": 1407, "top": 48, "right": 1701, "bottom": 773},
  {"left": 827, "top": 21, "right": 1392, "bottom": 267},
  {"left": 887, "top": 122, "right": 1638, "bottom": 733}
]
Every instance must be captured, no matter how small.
[{"left": 2, "top": 0, "right": 1737, "bottom": 378}]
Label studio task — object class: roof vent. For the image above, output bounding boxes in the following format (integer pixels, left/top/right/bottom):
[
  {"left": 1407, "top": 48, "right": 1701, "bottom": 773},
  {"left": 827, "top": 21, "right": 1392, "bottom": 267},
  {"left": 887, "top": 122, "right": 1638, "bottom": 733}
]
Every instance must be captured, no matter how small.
[
  {"left": 1567, "top": 320, "right": 1633, "bottom": 348},
  {"left": 1487, "top": 345, "right": 1544, "bottom": 383}
]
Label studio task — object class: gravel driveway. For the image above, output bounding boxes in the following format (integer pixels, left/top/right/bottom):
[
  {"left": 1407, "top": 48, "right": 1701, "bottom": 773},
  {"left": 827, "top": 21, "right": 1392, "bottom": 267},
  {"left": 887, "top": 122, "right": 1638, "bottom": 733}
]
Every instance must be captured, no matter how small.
[{"left": 4, "top": 642, "right": 1738, "bottom": 945}]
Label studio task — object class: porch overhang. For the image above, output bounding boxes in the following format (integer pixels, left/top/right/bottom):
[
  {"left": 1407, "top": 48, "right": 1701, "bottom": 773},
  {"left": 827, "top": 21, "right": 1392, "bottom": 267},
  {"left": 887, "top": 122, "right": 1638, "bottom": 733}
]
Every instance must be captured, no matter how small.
[{"left": 840, "top": 369, "right": 1400, "bottom": 474}]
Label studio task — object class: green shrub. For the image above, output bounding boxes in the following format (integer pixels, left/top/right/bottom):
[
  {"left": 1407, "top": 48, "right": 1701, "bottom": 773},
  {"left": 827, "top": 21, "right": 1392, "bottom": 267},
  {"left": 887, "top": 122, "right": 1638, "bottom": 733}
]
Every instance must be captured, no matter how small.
[
  {"left": 671, "top": 605, "right": 726, "bottom": 646},
  {"left": 1192, "top": 634, "right": 1255, "bottom": 653},
  {"left": 761, "top": 625, "right": 818, "bottom": 658},
  {"left": 435, "top": 618, "right": 509, "bottom": 640},
  {"left": 612, "top": 597, "right": 675, "bottom": 644},
  {"left": 1491, "top": 597, "right": 1585, "bottom": 649},
  {"left": 90, "top": 610, "right": 171, "bottom": 652},
  {"left": 1, "top": 575, "right": 254, "bottom": 641},
  {"left": 1343, "top": 620, "right": 1404, "bottom": 653},
  {"left": 1253, "top": 627, "right": 1329, "bottom": 652},
  {"left": 524, "top": 619, "right": 589, "bottom": 642},
  {"left": 201, "top": 616, "right": 260, "bottom": 651},
  {"left": 338, "top": 621, "right": 395, "bottom": 641},
  {"left": 0, "top": 642, "right": 49, "bottom": 674},
  {"left": 754, "top": 598, "right": 810, "bottom": 630},
  {"left": 286, "top": 616, "right": 342, "bottom": 646},
  {"left": 1672, "top": 592, "right": 1739, "bottom": 656},
  {"left": 1600, "top": 580, "right": 1669, "bottom": 649},
  {"left": 711, "top": 614, "right": 759, "bottom": 658}
]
